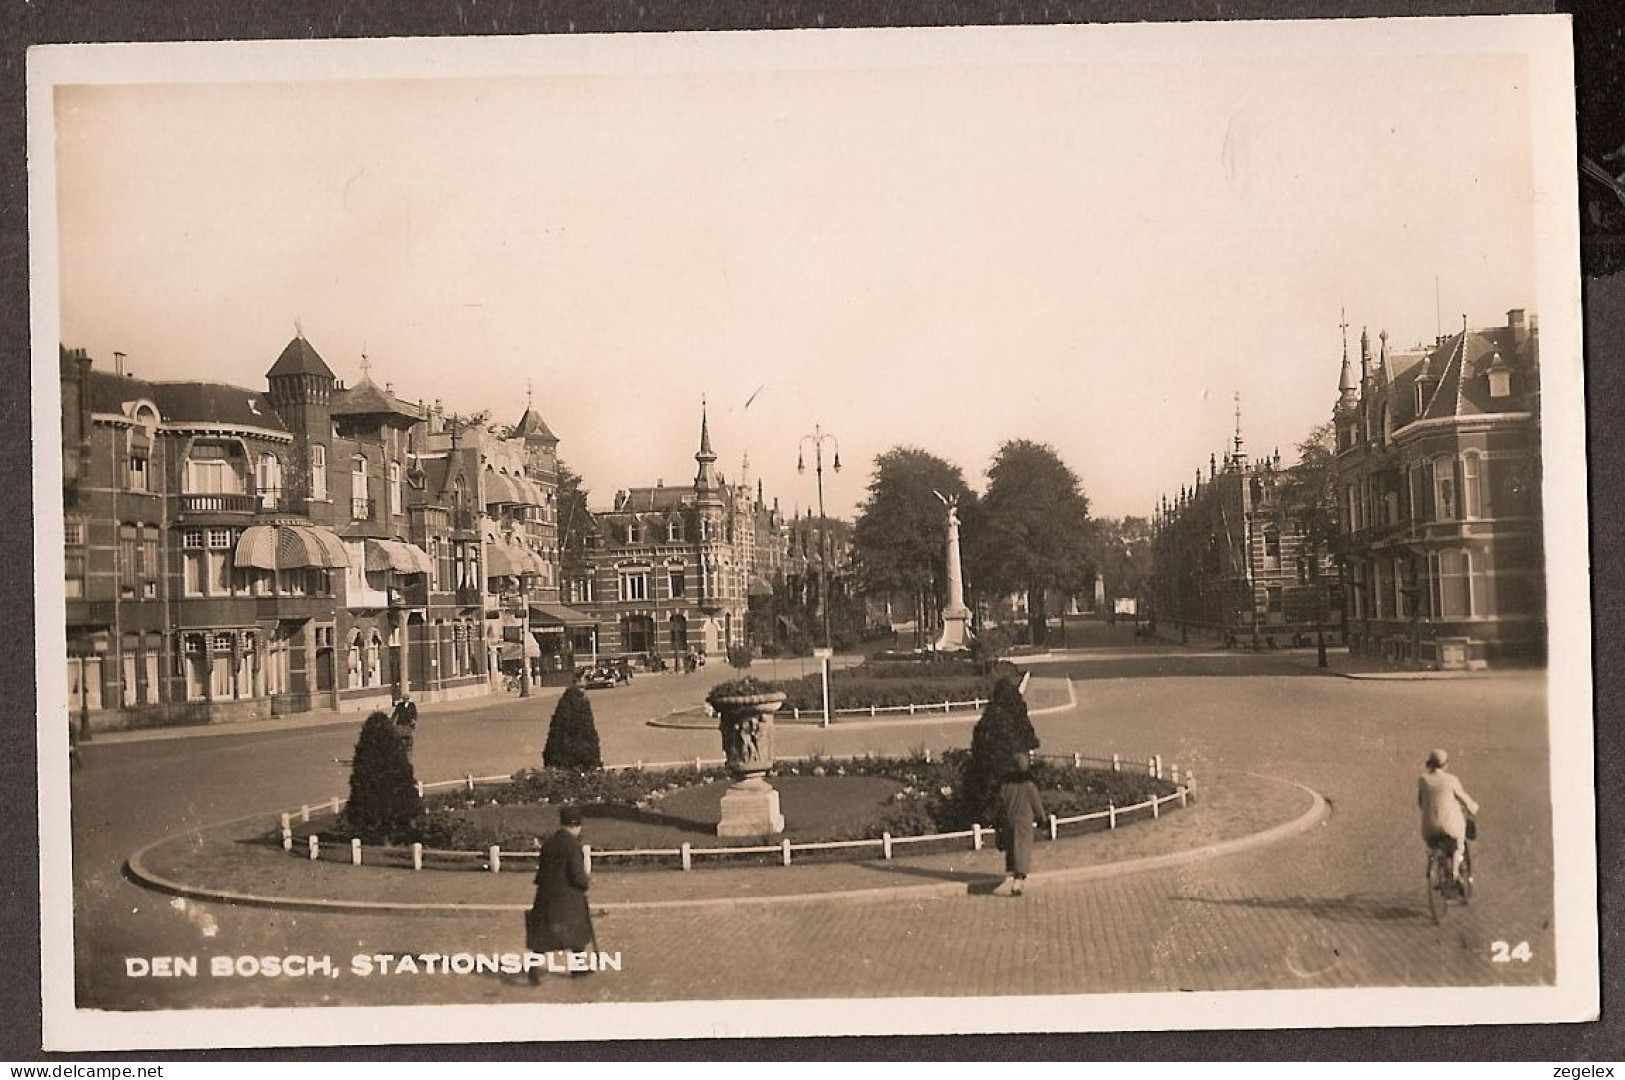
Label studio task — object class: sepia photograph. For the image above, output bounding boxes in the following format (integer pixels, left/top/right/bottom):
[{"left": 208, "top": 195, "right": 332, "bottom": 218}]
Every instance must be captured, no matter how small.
[{"left": 28, "top": 15, "right": 1596, "bottom": 1051}]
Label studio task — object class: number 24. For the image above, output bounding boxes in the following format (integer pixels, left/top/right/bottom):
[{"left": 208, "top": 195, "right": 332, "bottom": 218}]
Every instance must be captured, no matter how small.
[{"left": 1491, "top": 940, "right": 1532, "bottom": 963}]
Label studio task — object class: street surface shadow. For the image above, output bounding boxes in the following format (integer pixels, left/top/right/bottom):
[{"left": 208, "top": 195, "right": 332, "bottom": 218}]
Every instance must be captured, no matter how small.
[
  {"left": 1043, "top": 654, "right": 1330, "bottom": 681},
  {"left": 851, "top": 860, "right": 1001, "bottom": 892},
  {"left": 583, "top": 802, "right": 713, "bottom": 836},
  {"left": 1173, "top": 892, "right": 1424, "bottom": 923}
]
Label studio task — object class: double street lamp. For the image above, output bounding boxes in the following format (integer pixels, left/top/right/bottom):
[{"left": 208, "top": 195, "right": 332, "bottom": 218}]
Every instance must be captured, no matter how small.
[{"left": 796, "top": 425, "right": 842, "bottom": 650}]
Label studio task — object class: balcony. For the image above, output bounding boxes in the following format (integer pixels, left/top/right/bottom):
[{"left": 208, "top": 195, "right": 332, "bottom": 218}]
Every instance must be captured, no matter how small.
[
  {"left": 178, "top": 493, "right": 258, "bottom": 515},
  {"left": 390, "top": 579, "right": 430, "bottom": 609}
]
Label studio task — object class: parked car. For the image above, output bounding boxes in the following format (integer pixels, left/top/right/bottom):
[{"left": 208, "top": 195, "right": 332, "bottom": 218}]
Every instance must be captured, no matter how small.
[{"left": 577, "top": 666, "right": 619, "bottom": 690}]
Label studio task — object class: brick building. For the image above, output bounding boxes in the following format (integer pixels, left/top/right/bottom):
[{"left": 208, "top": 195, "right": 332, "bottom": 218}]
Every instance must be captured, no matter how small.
[
  {"left": 1149, "top": 410, "right": 1341, "bottom": 645},
  {"left": 563, "top": 407, "right": 785, "bottom": 662},
  {"left": 60, "top": 335, "right": 569, "bottom": 731},
  {"left": 1331, "top": 312, "right": 1545, "bottom": 668}
]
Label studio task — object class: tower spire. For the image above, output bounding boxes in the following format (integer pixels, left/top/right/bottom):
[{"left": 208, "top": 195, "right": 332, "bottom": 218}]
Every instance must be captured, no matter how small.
[
  {"left": 693, "top": 396, "right": 720, "bottom": 501},
  {"left": 1231, "top": 391, "right": 1246, "bottom": 466},
  {"left": 1337, "top": 307, "right": 1359, "bottom": 409}
]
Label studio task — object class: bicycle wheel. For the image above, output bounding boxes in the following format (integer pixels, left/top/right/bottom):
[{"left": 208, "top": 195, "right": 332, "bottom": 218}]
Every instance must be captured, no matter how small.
[
  {"left": 1458, "top": 845, "right": 1474, "bottom": 904},
  {"left": 1426, "top": 851, "right": 1445, "bottom": 923}
]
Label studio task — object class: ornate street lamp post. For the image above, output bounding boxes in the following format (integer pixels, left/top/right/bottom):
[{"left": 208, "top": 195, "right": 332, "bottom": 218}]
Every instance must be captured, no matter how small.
[
  {"left": 518, "top": 569, "right": 532, "bottom": 697},
  {"left": 796, "top": 425, "right": 841, "bottom": 651}
]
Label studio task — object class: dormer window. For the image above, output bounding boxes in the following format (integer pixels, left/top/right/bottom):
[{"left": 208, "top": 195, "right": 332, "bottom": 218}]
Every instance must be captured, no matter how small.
[
  {"left": 1488, "top": 369, "right": 1512, "bottom": 398},
  {"left": 626, "top": 521, "right": 640, "bottom": 545},
  {"left": 667, "top": 519, "right": 683, "bottom": 543}
]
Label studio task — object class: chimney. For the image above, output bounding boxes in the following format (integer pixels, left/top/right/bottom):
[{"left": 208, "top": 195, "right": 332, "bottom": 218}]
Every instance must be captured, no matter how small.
[
  {"left": 1508, "top": 309, "right": 1528, "bottom": 347},
  {"left": 113, "top": 351, "right": 126, "bottom": 377}
]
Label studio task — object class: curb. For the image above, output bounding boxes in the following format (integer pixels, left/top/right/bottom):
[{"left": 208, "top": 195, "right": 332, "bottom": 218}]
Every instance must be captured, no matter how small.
[
  {"left": 124, "top": 767, "right": 1323, "bottom": 916},
  {"left": 646, "top": 676, "right": 1077, "bottom": 730}
]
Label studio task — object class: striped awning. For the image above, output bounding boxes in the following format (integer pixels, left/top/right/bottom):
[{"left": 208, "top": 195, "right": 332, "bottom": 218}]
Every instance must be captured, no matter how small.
[
  {"left": 363, "top": 538, "right": 434, "bottom": 575},
  {"left": 233, "top": 525, "right": 349, "bottom": 570},
  {"left": 484, "top": 472, "right": 522, "bottom": 506},
  {"left": 486, "top": 541, "right": 545, "bottom": 579},
  {"left": 514, "top": 478, "right": 546, "bottom": 506}
]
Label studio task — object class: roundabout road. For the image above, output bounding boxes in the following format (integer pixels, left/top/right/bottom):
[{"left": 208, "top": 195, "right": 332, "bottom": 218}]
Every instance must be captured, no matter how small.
[{"left": 67, "top": 631, "right": 1556, "bottom": 1010}]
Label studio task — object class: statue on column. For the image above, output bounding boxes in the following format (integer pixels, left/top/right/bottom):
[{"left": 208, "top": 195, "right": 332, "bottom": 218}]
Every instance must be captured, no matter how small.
[{"left": 933, "top": 490, "right": 973, "bottom": 651}]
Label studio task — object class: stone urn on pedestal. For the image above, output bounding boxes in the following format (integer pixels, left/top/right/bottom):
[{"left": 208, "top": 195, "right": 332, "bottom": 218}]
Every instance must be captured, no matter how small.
[{"left": 707, "top": 679, "right": 788, "bottom": 837}]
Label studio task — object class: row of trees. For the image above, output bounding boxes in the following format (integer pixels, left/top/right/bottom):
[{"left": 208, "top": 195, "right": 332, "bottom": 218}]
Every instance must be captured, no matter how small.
[{"left": 851, "top": 441, "right": 1095, "bottom": 646}]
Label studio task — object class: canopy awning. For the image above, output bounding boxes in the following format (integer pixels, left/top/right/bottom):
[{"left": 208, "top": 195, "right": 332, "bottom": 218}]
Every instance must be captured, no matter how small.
[
  {"left": 748, "top": 576, "right": 775, "bottom": 598},
  {"left": 484, "top": 472, "right": 522, "bottom": 506},
  {"left": 234, "top": 524, "right": 349, "bottom": 570},
  {"left": 530, "top": 602, "right": 597, "bottom": 627},
  {"left": 514, "top": 478, "right": 546, "bottom": 506},
  {"left": 364, "top": 538, "right": 434, "bottom": 575},
  {"left": 486, "top": 541, "right": 545, "bottom": 579},
  {"left": 499, "top": 637, "right": 542, "bottom": 660}
]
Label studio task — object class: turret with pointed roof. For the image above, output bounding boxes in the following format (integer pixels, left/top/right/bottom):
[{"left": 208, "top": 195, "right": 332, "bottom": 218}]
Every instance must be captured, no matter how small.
[{"left": 693, "top": 399, "right": 722, "bottom": 508}]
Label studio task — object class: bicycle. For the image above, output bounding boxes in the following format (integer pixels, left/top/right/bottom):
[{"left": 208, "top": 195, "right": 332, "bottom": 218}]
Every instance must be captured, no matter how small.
[{"left": 1425, "top": 831, "right": 1475, "bottom": 923}]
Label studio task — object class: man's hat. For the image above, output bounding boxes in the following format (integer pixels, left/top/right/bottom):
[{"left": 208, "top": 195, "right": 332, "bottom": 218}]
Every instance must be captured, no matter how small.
[
  {"left": 559, "top": 805, "right": 584, "bottom": 827},
  {"left": 1426, "top": 748, "right": 1449, "bottom": 768}
]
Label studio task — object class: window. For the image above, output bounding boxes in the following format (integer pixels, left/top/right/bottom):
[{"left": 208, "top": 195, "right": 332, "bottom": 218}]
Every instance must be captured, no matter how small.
[
  {"left": 668, "top": 569, "right": 686, "bottom": 598},
  {"left": 1262, "top": 525, "right": 1280, "bottom": 566},
  {"left": 185, "top": 444, "right": 244, "bottom": 494},
  {"left": 620, "top": 569, "right": 649, "bottom": 601},
  {"left": 1266, "top": 586, "right": 1283, "bottom": 613},
  {"left": 119, "top": 525, "right": 138, "bottom": 598},
  {"left": 1436, "top": 549, "right": 1471, "bottom": 618},
  {"left": 1393, "top": 557, "right": 1408, "bottom": 617},
  {"left": 667, "top": 519, "right": 683, "bottom": 543},
  {"left": 1434, "top": 458, "right": 1457, "bottom": 520},
  {"left": 127, "top": 454, "right": 149, "bottom": 492},
  {"left": 351, "top": 456, "right": 370, "bottom": 520},
  {"left": 310, "top": 444, "right": 328, "bottom": 500},
  {"left": 256, "top": 453, "right": 282, "bottom": 510},
  {"left": 65, "top": 520, "right": 85, "bottom": 598},
  {"left": 571, "top": 577, "right": 595, "bottom": 604},
  {"left": 626, "top": 521, "right": 640, "bottom": 545},
  {"left": 1488, "top": 369, "right": 1512, "bottom": 398},
  {"left": 207, "top": 528, "right": 232, "bottom": 549},
  {"left": 1461, "top": 454, "right": 1482, "bottom": 519},
  {"left": 389, "top": 461, "right": 402, "bottom": 516},
  {"left": 140, "top": 526, "right": 159, "bottom": 599}
]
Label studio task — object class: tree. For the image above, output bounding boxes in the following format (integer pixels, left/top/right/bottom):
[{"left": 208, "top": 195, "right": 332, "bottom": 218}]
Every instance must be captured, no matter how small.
[
  {"left": 956, "top": 678, "right": 1040, "bottom": 826},
  {"left": 344, "top": 711, "right": 423, "bottom": 843},
  {"left": 851, "top": 447, "right": 973, "bottom": 648},
  {"left": 972, "top": 440, "right": 1093, "bottom": 645},
  {"left": 1281, "top": 421, "right": 1339, "bottom": 548},
  {"left": 1085, "top": 515, "right": 1154, "bottom": 612},
  {"left": 543, "top": 685, "right": 603, "bottom": 770},
  {"left": 555, "top": 459, "right": 595, "bottom": 557}
]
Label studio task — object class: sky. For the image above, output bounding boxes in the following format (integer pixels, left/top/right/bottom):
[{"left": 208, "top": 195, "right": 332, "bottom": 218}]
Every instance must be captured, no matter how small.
[{"left": 46, "top": 24, "right": 1553, "bottom": 521}]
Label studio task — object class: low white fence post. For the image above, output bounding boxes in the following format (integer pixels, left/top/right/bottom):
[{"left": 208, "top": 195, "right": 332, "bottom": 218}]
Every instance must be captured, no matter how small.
[
  {"left": 465, "top": 774, "right": 475, "bottom": 793},
  {"left": 972, "top": 823, "right": 983, "bottom": 851},
  {"left": 1179, "top": 786, "right": 1188, "bottom": 808},
  {"left": 1048, "top": 814, "right": 1059, "bottom": 840},
  {"left": 1170, "top": 763, "right": 1181, "bottom": 786},
  {"left": 1111, "top": 754, "right": 1121, "bottom": 772},
  {"left": 308, "top": 835, "right": 320, "bottom": 860},
  {"left": 1073, "top": 752, "right": 1082, "bottom": 768},
  {"left": 582, "top": 844, "right": 593, "bottom": 873},
  {"left": 680, "top": 842, "right": 692, "bottom": 871},
  {"left": 489, "top": 845, "right": 501, "bottom": 873},
  {"left": 281, "top": 828, "right": 293, "bottom": 852},
  {"left": 1154, "top": 754, "right": 1164, "bottom": 780},
  {"left": 1147, "top": 756, "right": 1156, "bottom": 777},
  {"left": 882, "top": 832, "right": 893, "bottom": 860},
  {"left": 781, "top": 839, "right": 792, "bottom": 867},
  {"left": 416, "top": 781, "right": 425, "bottom": 798},
  {"left": 412, "top": 842, "right": 423, "bottom": 871},
  {"left": 279, "top": 812, "right": 291, "bottom": 832},
  {"left": 331, "top": 796, "right": 342, "bottom": 815},
  {"left": 1107, "top": 803, "right": 1117, "bottom": 830},
  {"left": 350, "top": 838, "right": 362, "bottom": 865},
  {"left": 300, "top": 804, "right": 311, "bottom": 823},
  {"left": 1186, "top": 770, "right": 1196, "bottom": 792},
  {"left": 1152, "top": 796, "right": 1161, "bottom": 819},
  {"left": 695, "top": 756, "right": 703, "bottom": 773}
]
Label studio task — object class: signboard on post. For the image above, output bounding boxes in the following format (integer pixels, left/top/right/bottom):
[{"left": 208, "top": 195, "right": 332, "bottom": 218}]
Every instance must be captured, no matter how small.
[{"left": 813, "top": 648, "right": 833, "bottom": 727}]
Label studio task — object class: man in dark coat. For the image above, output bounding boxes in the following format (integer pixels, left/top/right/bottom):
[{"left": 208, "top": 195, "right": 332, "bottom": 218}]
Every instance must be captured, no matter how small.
[
  {"left": 526, "top": 804, "right": 595, "bottom": 983},
  {"left": 995, "top": 751, "right": 1046, "bottom": 897},
  {"left": 391, "top": 697, "right": 418, "bottom": 760}
]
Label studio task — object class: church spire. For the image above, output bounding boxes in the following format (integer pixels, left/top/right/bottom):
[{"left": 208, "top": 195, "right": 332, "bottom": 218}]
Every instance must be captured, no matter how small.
[{"left": 1231, "top": 392, "right": 1246, "bottom": 468}]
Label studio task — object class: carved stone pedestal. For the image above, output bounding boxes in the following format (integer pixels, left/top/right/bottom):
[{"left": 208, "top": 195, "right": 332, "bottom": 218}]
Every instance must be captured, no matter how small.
[
  {"left": 717, "top": 776, "right": 785, "bottom": 837},
  {"left": 935, "top": 606, "right": 972, "bottom": 651}
]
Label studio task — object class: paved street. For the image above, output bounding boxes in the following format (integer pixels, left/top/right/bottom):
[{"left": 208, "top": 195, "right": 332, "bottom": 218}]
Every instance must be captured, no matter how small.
[{"left": 68, "top": 626, "right": 1556, "bottom": 1011}]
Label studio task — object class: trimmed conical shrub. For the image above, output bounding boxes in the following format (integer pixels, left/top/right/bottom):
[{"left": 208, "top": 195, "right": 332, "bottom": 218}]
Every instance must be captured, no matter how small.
[
  {"left": 344, "top": 710, "right": 422, "bottom": 843},
  {"left": 957, "top": 677, "right": 1041, "bottom": 825},
  {"left": 543, "top": 685, "right": 603, "bottom": 770}
]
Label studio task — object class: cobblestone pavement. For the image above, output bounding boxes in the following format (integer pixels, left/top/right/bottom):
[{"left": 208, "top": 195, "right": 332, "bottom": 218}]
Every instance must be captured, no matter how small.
[{"left": 69, "top": 628, "right": 1558, "bottom": 1011}]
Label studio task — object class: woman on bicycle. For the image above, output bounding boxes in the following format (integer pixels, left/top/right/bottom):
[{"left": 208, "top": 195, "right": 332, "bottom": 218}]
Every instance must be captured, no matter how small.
[{"left": 1418, "top": 748, "right": 1479, "bottom": 886}]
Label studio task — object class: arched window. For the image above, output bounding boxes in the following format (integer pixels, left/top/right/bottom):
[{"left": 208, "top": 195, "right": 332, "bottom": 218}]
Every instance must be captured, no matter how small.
[
  {"left": 389, "top": 461, "right": 403, "bottom": 516},
  {"left": 626, "top": 520, "right": 641, "bottom": 545},
  {"left": 352, "top": 456, "right": 370, "bottom": 520},
  {"left": 367, "top": 631, "right": 383, "bottom": 685},
  {"left": 1461, "top": 453, "right": 1482, "bottom": 519},
  {"left": 310, "top": 444, "right": 328, "bottom": 501},
  {"left": 348, "top": 631, "right": 364, "bottom": 688},
  {"left": 1433, "top": 457, "right": 1458, "bottom": 521}
]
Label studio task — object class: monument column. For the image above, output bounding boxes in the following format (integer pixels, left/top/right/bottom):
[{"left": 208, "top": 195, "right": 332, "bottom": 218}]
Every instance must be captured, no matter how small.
[{"left": 935, "top": 494, "right": 972, "bottom": 651}]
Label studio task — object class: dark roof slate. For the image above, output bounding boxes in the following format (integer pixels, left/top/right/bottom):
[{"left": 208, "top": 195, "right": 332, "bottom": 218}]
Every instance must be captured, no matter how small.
[
  {"left": 265, "top": 336, "right": 337, "bottom": 381},
  {"left": 331, "top": 377, "right": 421, "bottom": 420}
]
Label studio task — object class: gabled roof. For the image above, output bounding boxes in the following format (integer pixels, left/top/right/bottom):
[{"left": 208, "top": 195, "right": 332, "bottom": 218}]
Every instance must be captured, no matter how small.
[
  {"left": 331, "top": 377, "right": 421, "bottom": 422},
  {"left": 611, "top": 486, "right": 695, "bottom": 514},
  {"left": 512, "top": 407, "right": 558, "bottom": 443},
  {"left": 1419, "top": 327, "right": 1534, "bottom": 421},
  {"left": 265, "top": 335, "right": 336, "bottom": 381},
  {"left": 86, "top": 370, "right": 158, "bottom": 415}
]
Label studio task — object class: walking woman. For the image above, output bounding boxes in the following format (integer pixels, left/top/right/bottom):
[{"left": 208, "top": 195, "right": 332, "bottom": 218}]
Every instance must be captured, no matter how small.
[
  {"left": 996, "top": 751, "right": 1046, "bottom": 896},
  {"left": 526, "top": 804, "right": 595, "bottom": 983}
]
